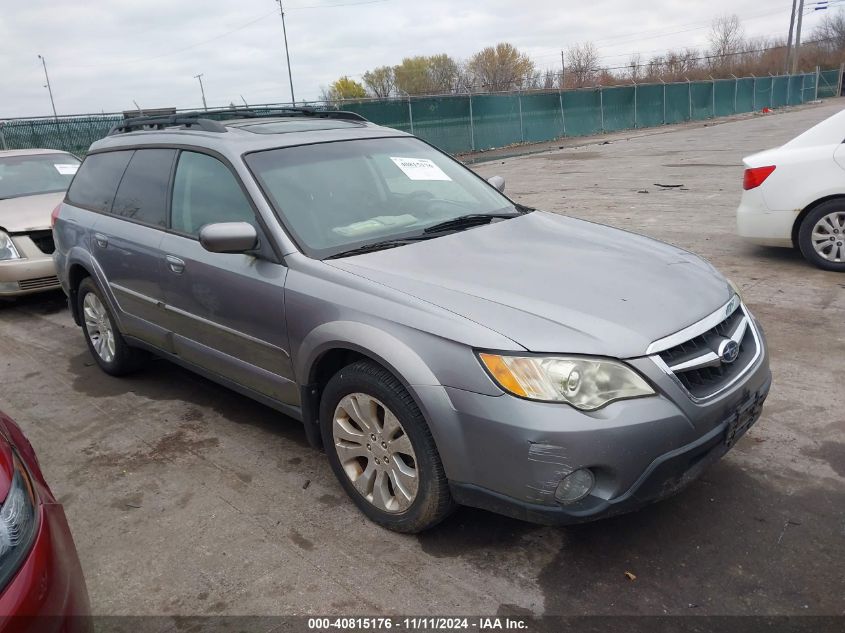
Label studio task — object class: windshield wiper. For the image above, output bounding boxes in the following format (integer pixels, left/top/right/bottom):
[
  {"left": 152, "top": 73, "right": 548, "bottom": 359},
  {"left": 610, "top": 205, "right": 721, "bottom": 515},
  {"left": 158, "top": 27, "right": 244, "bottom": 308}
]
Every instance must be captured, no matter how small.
[
  {"left": 423, "top": 212, "right": 525, "bottom": 235},
  {"left": 324, "top": 236, "right": 433, "bottom": 259}
]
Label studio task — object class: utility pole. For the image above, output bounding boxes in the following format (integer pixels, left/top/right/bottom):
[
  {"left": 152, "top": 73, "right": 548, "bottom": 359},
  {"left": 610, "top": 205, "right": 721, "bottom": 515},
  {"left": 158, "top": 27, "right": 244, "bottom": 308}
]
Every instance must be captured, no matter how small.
[
  {"left": 785, "top": 0, "right": 798, "bottom": 74},
  {"left": 792, "top": 0, "right": 806, "bottom": 75},
  {"left": 194, "top": 73, "right": 208, "bottom": 111},
  {"left": 560, "top": 50, "right": 566, "bottom": 89},
  {"left": 37, "top": 54, "right": 58, "bottom": 121},
  {"left": 276, "top": 0, "right": 296, "bottom": 106}
]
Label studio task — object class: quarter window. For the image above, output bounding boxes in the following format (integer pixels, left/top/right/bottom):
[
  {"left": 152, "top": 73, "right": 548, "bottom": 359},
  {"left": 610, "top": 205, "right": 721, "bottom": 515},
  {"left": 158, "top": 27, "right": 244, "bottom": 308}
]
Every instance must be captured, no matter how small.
[
  {"left": 171, "top": 151, "right": 255, "bottom": 236},
  {"left": 110, "top": 149, "right": 176, "bottom": 227},
  {"left": 66, "top": 150, "right": 133, "bottom": 213}
]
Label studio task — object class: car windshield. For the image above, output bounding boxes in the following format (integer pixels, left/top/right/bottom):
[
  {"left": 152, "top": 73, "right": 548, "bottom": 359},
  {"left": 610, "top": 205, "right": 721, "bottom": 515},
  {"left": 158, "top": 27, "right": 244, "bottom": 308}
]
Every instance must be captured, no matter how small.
[
  {"left": 0, "top": 153, "right": 80, "bottom": 200},
  {"left": 244, "top": 137, "right": 516, "bottom": 258}
]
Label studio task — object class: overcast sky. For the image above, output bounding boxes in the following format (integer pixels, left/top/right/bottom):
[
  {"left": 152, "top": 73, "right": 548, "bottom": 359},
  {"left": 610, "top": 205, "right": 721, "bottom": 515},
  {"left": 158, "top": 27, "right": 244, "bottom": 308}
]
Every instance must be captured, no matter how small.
[{"left": 0, "top": 0, "right": 832, "bottom": 118}]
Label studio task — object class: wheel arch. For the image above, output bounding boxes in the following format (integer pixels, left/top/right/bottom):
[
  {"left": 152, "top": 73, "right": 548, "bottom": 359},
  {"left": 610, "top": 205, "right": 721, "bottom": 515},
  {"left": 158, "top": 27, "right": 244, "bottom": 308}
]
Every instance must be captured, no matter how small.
[
  {"left": 792, "top": 194, "right": 845, "bottom": 248},
  {"left": 296, "top": 322, "right": 441, "bottom": 449},
  {"left": 67, "top": 262, "right": 93, "bottom": 326}
]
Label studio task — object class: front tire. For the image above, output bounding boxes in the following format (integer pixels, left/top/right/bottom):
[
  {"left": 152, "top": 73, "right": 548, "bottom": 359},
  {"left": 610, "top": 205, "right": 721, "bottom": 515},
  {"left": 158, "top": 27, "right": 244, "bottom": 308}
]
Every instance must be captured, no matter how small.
[
  {"left": 797, "top": 201, "right": 845, "bottom": 271},
  {"left": 77, "top": 277, "right": 146, "bottom": 376},
  {"left": 319, "top": 360, "right": 453, "bottom": 533}
]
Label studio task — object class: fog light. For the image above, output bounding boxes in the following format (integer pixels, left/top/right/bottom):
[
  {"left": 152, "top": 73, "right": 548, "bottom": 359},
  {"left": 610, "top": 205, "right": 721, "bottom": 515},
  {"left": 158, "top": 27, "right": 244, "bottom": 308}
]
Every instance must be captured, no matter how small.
[{"left": 554, "top": 468, "right": 595, "bottom": 504}]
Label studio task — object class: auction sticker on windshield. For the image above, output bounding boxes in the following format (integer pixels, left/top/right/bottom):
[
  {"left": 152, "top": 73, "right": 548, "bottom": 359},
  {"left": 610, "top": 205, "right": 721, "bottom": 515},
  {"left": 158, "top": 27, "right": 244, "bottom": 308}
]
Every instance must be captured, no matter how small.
[
  {"left": 54, "top": 164, "right": 79, "bottom": 175},
  {"left": 390, "top": 157, "right": 451, "bottom": 181}
]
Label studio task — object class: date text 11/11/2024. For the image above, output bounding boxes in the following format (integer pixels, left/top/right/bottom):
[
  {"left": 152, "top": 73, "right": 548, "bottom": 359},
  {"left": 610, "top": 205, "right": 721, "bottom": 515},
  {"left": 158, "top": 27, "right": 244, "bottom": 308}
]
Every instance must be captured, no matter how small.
[{"left": 307, "top": 617, "right": 529, "bottom": 630}]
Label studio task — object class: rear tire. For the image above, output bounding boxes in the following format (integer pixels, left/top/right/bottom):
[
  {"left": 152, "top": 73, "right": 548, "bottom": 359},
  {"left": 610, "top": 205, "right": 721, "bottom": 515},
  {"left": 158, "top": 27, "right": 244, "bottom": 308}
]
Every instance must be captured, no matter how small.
[
  {"left": 797, "top": 201, "right": 845, "bottom": 271},
  {"left": 319, "top": 360, "right": 454, "bottom": 533},
  {"left": 77, "top": 277, "right": 146, "bottom": 376}
]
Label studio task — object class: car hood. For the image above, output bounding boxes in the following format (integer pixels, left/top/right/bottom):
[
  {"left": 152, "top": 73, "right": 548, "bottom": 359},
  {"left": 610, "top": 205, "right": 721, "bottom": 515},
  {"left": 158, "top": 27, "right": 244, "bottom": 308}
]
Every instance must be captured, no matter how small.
[
  {"left": 0, "top": 192, "right": 64, "bottom": 232},
  {"left": 326, "top": 212, "right": 731, "bottom": 358}
]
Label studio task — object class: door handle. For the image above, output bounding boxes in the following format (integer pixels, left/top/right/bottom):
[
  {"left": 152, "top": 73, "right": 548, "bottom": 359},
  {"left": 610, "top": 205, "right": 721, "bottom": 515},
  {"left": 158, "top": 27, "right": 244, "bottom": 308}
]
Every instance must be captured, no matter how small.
[
  {"left": 94, "top": 233, "right": 108, "bottom": 248},
  {"left": 165, "top": 255, "right": 186, "bottom": 274}
]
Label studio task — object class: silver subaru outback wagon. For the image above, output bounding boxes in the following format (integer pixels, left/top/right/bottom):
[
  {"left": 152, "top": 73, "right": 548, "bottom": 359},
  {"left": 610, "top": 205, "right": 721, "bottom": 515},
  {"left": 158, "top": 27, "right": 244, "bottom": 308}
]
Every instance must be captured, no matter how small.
[{"left": 53, "top": 110, "right": 771, "bottom": 532}]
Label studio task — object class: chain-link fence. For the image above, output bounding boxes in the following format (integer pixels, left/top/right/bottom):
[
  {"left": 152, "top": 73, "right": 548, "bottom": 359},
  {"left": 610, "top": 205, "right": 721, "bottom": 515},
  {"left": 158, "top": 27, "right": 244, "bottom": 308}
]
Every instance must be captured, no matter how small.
[{"left": 1, "top": 68, "right": 840, "bottom": 157}]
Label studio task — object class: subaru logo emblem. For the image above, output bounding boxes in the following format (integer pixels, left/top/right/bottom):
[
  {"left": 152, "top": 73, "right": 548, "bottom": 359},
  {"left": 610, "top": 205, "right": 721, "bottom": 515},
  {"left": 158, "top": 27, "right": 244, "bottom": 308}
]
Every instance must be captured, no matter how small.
[{"left": 718, "top": 339, "right": 740, "bottom": 364}]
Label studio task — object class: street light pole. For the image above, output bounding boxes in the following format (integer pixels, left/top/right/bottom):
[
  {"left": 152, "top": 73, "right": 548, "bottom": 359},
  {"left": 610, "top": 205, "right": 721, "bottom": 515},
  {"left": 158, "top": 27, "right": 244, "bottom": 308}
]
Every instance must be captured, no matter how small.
[
  {"left": 276, "top": 0, "right": 296, "bottom": 106},
  {"left": 194, "top": 73, "right": 208, "bottom": 111},
  {"left": 37, "top": 54, "right": 58, "bottom": 121},
  {"left": 791, "top": 0, "right": 806, "bottom": 75}
]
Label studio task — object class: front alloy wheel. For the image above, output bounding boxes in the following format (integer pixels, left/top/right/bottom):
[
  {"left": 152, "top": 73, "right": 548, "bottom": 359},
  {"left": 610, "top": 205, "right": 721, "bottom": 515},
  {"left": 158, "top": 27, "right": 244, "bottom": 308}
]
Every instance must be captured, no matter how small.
[
  {"left": 333, "top": 393, "right": 419, "bottom": 513},
  {"left": 319, "top": 360, "right": 453, "bottom": 532}
]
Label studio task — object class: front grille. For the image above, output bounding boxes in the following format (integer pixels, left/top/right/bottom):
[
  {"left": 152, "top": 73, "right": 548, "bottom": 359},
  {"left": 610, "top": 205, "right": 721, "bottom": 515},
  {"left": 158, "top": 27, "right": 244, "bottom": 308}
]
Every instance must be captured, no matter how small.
[
  {"left": 18, "top": 275, "right": 60, "bottom": 291},
  {"left": 654, "top": 303, "right": 759, "bottom": 400},
  {"left": 26, "top": 230, "right": 56, "bottom": 255}
]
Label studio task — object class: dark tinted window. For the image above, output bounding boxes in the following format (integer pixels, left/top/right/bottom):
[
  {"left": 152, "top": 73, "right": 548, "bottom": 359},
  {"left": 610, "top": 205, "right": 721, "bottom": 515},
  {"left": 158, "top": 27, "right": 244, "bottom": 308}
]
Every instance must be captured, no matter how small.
[
  {"left": 66, "top": 150, "right": 133, "bottom": 212},
  {"left": 111, "top": 149, "right": 176, "bottom": 227},
  {"left": 171, "top": 151, "right": 254, "bottom": 236}
]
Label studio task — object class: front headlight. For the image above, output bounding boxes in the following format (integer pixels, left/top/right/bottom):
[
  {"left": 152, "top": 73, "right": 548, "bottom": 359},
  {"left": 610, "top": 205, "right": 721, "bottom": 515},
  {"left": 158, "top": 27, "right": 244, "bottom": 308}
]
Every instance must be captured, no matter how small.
[
  {"left": 479, "top": 353, "right": 655, "bottom": 410},
  {"left": 727, "top": 278, "right": 742, "bottom": 301},
  {"left": 0, "top": 231, "right": 20, "bottom": 261},
  {"left": 0, "top": 454, "right": 38, "bottom": 590}
]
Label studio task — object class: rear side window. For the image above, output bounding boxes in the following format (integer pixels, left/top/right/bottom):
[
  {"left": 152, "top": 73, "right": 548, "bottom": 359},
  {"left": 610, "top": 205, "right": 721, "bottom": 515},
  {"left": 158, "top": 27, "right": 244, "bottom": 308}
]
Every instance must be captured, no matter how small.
[
  {"left": 111, "top": 149, "right": 176, "bottom": 227},
  {"left": 66, "top": 150, "right": 133, "bottom": 212},
  {"left": 171, "top": 151, "right": 255, "bottom": 236}
]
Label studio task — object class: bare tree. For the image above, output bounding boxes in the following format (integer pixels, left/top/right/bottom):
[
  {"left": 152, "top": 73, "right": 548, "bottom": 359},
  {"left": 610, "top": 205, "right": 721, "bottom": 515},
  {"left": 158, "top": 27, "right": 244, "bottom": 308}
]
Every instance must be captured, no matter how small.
[
  {"left": 362, "top": 66, "right": 394, "bottom": 98},
  {"left": 565, "top": 42, "right": 599, "bottom": 88},
  {"left": 627, "top": 53, "right": 642, "bottom": 82},
  {"left": 466, "top": 43, "right": 535, "bottom": 92},
  {"left": 709, "top": 14, "right": 745, "bottom": 70},
  {"left": 813, "top": 9, "right": 845, "bottom": 52}
]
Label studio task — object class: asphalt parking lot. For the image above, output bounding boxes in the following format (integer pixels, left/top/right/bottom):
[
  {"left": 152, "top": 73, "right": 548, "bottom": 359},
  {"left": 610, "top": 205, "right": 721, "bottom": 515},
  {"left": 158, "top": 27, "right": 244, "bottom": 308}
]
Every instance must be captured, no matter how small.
[{"left": 1, "top": 100, "right": 843, "bottom": 618}]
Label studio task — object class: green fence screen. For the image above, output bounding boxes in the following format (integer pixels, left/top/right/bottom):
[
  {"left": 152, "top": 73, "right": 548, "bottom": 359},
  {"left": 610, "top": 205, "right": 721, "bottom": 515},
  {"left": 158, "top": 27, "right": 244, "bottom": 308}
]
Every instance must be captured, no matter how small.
[{"left": 0, "top": 70, "right": 837, "bottom": 157}]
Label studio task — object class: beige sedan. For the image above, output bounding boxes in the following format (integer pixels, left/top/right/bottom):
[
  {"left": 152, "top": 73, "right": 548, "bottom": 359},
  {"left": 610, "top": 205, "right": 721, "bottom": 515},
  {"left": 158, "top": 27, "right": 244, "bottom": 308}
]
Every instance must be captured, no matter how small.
[{"left": 0, "top": 149, "right": 80, "bottom": 297}]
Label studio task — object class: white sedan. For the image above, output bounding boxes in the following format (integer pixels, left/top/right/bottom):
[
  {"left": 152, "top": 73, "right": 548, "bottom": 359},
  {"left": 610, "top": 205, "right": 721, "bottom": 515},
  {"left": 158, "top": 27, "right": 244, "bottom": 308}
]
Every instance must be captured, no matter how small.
[{"left": 737, "top": 108, "right": 845, "bottom": 271}]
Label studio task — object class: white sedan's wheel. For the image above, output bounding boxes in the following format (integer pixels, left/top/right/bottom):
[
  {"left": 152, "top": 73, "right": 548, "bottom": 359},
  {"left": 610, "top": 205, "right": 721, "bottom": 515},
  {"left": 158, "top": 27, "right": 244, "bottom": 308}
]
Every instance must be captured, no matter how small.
[{"left": 810, "top": 211, "right": 845, "bottom": 263}]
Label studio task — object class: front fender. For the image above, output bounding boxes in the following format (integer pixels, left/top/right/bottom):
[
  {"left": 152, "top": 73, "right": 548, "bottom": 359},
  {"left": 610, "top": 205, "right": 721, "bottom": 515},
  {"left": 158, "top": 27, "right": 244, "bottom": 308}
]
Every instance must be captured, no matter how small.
[{"left": 296, "top": 320, "right": 440, "bottom": 389}]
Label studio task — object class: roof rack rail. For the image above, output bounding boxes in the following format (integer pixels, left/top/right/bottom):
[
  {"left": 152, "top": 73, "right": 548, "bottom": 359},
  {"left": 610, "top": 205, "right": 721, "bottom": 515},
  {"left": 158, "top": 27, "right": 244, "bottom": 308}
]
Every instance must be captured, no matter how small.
[
  {"left": 202, "top": 106, "right": 368, "bottom": 122},
  {"left": 108, "top": 114, "right": 227, "bottom": 135}
]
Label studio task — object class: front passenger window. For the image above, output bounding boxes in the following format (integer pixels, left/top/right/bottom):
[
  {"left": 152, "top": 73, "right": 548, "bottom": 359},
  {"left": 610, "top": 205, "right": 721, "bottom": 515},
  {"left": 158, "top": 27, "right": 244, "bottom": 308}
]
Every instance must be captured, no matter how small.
[{"left": 171, "top": 151, "right": 255, "bottom": 236}]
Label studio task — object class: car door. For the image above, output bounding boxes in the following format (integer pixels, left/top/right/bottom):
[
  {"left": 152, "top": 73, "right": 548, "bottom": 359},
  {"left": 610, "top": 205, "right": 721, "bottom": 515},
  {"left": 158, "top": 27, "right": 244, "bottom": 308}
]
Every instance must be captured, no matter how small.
[
  {"left": 81, "top": 149, "right": 175, "bottom": 350},
  {"left": 158, "top": 149, "right": 296, "bottom": 405}
]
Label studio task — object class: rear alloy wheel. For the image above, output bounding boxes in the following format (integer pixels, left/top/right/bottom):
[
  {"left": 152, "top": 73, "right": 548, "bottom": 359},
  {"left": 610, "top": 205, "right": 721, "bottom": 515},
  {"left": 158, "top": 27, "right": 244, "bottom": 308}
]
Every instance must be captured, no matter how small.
[
  {"left": 798, "top": 201, "right": 845, "bottom": 271},
  {"left": 320, "top": 360, "right": 453, "bottom": 532},
  {"left": 77, "top": 277, "right": 146, "bottom": 376},
  {"left": 83, "top": 292, "right": 116, "bottom": 363}
]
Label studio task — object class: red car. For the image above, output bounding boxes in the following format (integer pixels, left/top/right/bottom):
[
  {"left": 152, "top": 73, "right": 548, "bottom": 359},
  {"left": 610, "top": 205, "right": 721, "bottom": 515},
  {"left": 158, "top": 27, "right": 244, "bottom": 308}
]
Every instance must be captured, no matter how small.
[{"left": 0, "top": 410, "right": 90, "bottom": 631}]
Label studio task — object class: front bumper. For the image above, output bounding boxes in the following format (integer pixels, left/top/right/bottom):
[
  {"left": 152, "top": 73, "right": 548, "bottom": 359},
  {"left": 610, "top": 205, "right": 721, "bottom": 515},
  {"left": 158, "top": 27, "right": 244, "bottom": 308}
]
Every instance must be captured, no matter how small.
[
  {"left": 0, "top": 503, "right": 92, "bottom": 630},
  {"left": 449, "top": 375, "right": 770, "bottom": 525},
  {"left": 0, "top": 257, "right": 60, "bottom": 297},
  {"left": 415, "top": 316, "right": 772, "bottom": 525}
]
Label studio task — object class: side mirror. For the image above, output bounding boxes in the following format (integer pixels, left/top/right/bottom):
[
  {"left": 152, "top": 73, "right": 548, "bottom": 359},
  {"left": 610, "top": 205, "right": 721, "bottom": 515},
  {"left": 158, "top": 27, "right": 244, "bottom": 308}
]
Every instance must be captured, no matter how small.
[
  {"left": 199, "top": 222, "right": 258, "bottom": 254},
  {"left": 488, "top": 175, "right": 506, "bottom": 193}
]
